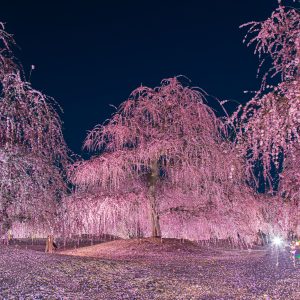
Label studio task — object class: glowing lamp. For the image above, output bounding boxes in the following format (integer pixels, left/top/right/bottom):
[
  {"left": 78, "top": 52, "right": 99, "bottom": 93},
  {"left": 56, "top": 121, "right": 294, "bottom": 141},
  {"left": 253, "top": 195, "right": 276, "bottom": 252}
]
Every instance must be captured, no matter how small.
[{"left": 272, "top": 236, "right": 283, "bottom": 246}]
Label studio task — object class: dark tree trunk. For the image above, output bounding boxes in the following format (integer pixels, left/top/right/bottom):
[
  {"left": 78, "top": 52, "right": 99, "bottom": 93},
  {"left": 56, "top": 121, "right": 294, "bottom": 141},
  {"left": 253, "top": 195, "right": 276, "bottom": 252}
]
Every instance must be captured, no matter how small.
[
  {"left": 1, "top": 201, "right": 12, "bottom": 243},
  {"left": 147, "top": 161, "right": 161, "bottom": 238}
]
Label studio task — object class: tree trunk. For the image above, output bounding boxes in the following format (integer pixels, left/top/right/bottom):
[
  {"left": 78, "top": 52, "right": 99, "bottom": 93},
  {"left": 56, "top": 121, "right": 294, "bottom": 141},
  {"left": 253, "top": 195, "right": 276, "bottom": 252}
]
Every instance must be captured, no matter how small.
[
  {"left": 45, "top": 235, "right": 54, "bottom": 253},
  {"left": 63, "top": 236, "right": 67, "bottom": 250},
  {"left": 1, "top": 205, "right": 12, "bottom": 245},
  {"left": 148, "top": 161, "right": 161, "bottom": 238}
]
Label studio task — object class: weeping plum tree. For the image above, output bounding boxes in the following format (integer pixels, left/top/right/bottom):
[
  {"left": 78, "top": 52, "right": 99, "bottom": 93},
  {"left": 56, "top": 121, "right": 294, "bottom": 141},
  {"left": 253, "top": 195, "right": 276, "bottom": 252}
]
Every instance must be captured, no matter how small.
[
  {"left": 279, "top": 147, "right": 300, "bottom": 203},
  {"left": 0, "top": 151, "right": 66, "bottom": 235},
  {"left": 231, "top": 2, "right": 300, "bottom": 189},
  {"left": 71, "top": 77, "right": 243, "bottom": 238},
  {"left": 0, "top": 23, "right": 68, "bottom": 236}
]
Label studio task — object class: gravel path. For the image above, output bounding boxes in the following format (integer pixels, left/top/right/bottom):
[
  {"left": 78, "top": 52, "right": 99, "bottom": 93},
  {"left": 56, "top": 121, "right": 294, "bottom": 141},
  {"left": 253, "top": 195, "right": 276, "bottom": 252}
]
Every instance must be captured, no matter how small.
[{"left": 0, "top": 246, "right": 299, "bottom": 299}]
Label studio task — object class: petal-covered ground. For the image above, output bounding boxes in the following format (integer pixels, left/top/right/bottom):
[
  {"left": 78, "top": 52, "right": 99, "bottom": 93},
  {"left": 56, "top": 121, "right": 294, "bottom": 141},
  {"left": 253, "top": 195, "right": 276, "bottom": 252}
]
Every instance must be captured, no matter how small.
[{"left": 0, "top": 239, "right": 299, "bottom": 299}]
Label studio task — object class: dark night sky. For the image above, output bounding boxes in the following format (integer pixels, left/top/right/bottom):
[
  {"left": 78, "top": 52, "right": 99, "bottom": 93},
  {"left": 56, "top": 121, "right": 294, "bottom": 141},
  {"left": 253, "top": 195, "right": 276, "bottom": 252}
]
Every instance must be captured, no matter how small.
[{"left": 0, "top": 1, "right": 281, "bottom": 155}]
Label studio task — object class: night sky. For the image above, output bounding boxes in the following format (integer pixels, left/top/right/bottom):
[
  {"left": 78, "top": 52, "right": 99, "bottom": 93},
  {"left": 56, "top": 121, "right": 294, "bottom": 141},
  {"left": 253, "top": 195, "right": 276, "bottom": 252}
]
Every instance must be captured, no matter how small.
[{"left": 0, "top": 1, "right": 281, "bottom": 156}]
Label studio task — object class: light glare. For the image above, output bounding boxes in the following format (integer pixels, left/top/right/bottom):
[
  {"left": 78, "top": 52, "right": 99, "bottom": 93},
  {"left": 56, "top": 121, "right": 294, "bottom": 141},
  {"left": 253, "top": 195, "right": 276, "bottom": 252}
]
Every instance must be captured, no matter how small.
[{"left": 272, "top": 236, "right": 283, "bottom": 246}]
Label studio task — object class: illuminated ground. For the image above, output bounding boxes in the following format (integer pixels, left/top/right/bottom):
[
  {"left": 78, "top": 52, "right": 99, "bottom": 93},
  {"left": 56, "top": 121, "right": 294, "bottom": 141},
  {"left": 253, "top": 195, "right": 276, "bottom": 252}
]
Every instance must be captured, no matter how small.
[{"left": 0, "top": 239, "right": 299, "bottom": 299}]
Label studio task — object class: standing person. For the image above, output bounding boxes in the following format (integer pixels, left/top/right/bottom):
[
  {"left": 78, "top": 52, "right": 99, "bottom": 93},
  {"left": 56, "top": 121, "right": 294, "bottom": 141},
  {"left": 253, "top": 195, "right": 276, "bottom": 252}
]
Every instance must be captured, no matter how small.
[
  {"left": 7, "top": 229, "right": 12, "bottom": 244},
  {"left": 290, "top": 240, "right": 296, "bottom": 267},
  {"left": 295, "top": 241, "right": 300, "bottom": 266},
  {"left": 1, "top": 234, "right": 6, "bottom": 245}
]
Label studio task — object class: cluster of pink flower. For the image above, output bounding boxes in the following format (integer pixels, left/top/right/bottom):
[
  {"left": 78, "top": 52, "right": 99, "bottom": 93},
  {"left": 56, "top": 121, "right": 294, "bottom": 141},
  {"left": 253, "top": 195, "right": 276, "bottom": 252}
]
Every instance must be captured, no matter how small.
[
  {"left": 233, "top": 3, "right": 299, "bottom": 196},
  {"left": 1, "top": 1, "right": 299, "bottom": 244},
  {"left": 0, "top": 23, "right": 68, "bottom": 238},
  {"left": 68, "top": 2, "right": 300, "bottom": 243}
]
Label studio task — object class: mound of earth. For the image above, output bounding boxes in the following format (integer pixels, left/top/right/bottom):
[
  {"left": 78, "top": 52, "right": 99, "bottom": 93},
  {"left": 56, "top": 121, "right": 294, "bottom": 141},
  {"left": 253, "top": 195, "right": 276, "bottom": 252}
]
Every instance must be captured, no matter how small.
[{"left": 59, "top": 237, "right": 222, "bottom": 260}]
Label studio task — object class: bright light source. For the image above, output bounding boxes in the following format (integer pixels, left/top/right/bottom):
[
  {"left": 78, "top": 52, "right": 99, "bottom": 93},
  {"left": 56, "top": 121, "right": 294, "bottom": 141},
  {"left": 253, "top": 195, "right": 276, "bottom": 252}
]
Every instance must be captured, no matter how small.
[{"left": 272, "top": 236, "right": 283, "bottom": 246}]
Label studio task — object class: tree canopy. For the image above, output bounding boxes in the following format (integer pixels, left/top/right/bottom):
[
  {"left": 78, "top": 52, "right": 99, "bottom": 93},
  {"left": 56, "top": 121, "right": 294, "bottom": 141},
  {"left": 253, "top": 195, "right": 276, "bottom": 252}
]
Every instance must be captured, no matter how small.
[
  {"left": 232, "top": 2, "right": 300, "bottom": 190},
  {"left": 70, "top": 78, "right": 256, "bottom": 239},
  {"left": 0, "top": 23, "right": 68, "bottom": 236}
]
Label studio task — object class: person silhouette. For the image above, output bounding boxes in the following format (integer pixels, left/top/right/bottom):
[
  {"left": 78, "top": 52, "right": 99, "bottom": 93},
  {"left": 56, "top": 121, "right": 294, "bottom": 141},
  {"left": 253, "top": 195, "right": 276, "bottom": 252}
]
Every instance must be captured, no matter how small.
[{"left": 294, "top": 241, "right": 300, "bottom": 266}]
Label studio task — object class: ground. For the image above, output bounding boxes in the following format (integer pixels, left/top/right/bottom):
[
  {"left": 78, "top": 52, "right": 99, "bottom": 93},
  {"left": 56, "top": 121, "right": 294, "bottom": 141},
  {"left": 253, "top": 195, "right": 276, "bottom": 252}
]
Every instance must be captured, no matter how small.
[{"left": 0, "top": 238, "right": 299, "bottom": 299}]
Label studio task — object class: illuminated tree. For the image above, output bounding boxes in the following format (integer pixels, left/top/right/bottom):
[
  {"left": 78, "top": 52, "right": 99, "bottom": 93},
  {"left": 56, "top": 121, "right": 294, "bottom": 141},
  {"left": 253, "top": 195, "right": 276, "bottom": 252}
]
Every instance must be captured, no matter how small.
[
  {"left": 0, "top": 23, "right": 68, "bottom": 236},
  {"left": 71, "top": 77, "right": 247, "bottom": 238},
  {"left": 232, "top": 2, "right": 300, "bottom": 188},
  {"left": 241, "top": 2, "right": 299, "bottom": 89},
  {"left": 279, "top": 146, "right": 300, "bottom": 203}
]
